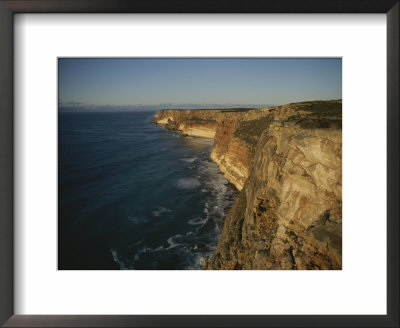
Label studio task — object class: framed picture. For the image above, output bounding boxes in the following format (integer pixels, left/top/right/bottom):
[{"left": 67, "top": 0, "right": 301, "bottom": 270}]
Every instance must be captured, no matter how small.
[{"left": 0, "top": 0, "right": 398, "bottom": 327}]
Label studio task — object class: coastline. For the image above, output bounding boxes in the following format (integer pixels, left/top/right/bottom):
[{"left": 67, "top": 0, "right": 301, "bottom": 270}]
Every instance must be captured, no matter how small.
[{"left": 154, "top": 100, "right": 342, "bottom": 270}]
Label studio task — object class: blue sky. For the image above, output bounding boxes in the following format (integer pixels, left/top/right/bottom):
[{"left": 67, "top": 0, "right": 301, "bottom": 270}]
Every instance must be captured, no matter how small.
[{"left": 58, "top": 58, "right": 341, "bottom": 109}]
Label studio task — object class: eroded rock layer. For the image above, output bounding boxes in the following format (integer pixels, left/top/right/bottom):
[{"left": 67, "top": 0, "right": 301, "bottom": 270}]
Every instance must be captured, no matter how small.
[{"left": 154, "top": 100, "right": 342, "bottom": 270}]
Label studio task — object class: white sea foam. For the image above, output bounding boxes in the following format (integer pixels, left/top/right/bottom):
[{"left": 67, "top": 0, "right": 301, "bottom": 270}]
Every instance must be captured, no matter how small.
[
  {"left": 124, "top": 149, "right": 236, "bottom": 270},
  {"left": 111, "top": 249, "right": 127, "bottom": 270},
  {"left": 152, "top": 206, "right": 172, "bottom": 217},
  {"left": 175, "top": 177, "right": 201, "bottom": 190},
  {"left": 154, "top": 246, "right": 164, "bottom": 252},
  {"left": 166, "top": 234, "right": 183, "bottom": 249},
  {"left": 180, "top": 157, "right": 197, "bottom": 163},
  {"left": 128, "top": 215, "right": 149, "bottom": 225},
  {"left": 132, "top": 244, "right": 165, "bottom": 264},
  {"left": 137, "top": 246, "right": 153, "bottom": 254},
  {"left": 194, "top": 254, "right": 205, "bottom": 269},
  {"left": 188, "top": 217, "right": 208, "bottom": 226}
]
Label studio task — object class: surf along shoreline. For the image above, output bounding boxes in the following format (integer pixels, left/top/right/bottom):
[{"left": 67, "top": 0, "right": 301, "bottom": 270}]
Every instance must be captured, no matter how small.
[{"left": 153, "top": 100, "right": 342, "bottom": 270}]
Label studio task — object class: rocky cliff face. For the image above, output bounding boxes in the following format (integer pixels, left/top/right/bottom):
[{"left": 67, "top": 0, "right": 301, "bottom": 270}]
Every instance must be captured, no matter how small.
[
  {"left": 154, "top": 100, "right": 342, "bottom": 270},
  {"left": 155, "top": 108, "right": 273, "bottom": 190},
  {"left": 154, "top": 109, "right": 220, "bottom": 138}
]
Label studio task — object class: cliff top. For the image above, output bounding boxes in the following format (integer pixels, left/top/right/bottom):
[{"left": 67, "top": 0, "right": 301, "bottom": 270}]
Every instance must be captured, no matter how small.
[
  {"left": 281, "top": 99, "right": 342, "bottom": 129},
  {"left": 157, "top": 99, "right": 342, "bottom": 117},
  {"left": 157, "top": 107, "right": 256, "bottom": 112},
  {"left": 156, "top": 99, "right": 342, "bottom": 131}
]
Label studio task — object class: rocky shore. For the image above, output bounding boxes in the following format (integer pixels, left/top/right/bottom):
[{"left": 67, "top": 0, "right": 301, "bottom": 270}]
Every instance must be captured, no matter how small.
[{"left": 154, "top": 100, "right": 342, "bottom": 270}]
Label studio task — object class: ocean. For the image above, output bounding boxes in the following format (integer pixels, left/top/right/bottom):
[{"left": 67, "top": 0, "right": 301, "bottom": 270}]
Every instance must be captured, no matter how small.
[{"left": 58, "top": 111, "right": 237, "bottom": 270}]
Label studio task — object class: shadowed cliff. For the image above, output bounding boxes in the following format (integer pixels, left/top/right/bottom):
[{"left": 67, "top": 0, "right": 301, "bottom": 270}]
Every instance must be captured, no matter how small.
[{"left": 154, "top": 100, "right": 342, "bottom": 270}]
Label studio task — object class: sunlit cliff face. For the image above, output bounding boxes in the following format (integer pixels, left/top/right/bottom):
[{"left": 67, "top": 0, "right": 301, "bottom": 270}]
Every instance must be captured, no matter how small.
[{"left": 155, "top": 100, "right": 342, "bottom": 270}]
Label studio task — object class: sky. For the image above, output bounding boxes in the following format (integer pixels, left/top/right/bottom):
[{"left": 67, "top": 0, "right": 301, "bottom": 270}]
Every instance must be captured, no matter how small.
[{"left": 58, "top": 58, "right": 341, "bottom": 110}]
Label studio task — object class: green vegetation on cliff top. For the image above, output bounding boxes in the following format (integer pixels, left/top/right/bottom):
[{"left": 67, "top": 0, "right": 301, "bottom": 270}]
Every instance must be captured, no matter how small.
[
  {"left": 234, "top": 115, "right": 275, "bottom": 147},
  {"left": 286, "top": 100, "right": 342, "bottom": 130},
  {"left": 159, "top": 107, "right": 256, "bottom": 112}
]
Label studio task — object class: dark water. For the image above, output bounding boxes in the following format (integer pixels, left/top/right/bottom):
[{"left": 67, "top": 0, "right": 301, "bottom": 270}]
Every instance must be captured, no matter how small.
[{"left": 58, "top": 111, "right": 237, "bottom": 270}]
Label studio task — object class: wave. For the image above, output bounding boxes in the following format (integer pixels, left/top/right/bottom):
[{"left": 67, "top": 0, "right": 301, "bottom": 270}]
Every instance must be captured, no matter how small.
[
  {"left": 166, "top": 234, "right": 183, "bottom": 249},
  {"left": 152, "top": 206, "right": 172, "bottom": 217},
  {"left": 137, "top": 245, "right": 164, "bottom": 254},
  {"left": 180, "top": 157, "right": 197, "bottom": 163},
  {"left": 188, "top": 216, "right": 209, "bottom": 226},
  {"left": 175, "top": 177, "right": 201, "bottom": 190},
  {"left": 111, "top": 249, "right": 127, "bottom": 270},
  {"left": 128, "top": 215, "right": 150, "bottom": 225},
  {"left": 129, "top": 245, "right": 165, "bottom": 267},
  {"left": 112, "top": 144, "right": 237, "bottom": 270}
]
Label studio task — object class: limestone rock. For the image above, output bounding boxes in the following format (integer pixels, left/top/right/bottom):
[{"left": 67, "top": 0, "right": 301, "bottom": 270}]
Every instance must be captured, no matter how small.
[{"left": 154, "top": 100, "right": 342, "bottom": 270}]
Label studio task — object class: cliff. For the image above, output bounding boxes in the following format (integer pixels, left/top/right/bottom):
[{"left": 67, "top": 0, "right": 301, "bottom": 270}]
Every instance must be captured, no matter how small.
[
  {"left": 154, "top": 109, "right": 220, "bottom": 138},
  {"left": 154, "top": 100, "right": 342, "bottom": 270},
  {"left": 155, "top": 107, "right": 273, "bottom": 190}
]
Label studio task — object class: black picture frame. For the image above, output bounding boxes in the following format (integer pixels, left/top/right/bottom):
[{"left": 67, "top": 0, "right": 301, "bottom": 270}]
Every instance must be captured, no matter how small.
[{"left": 0, "top": 1, "right": 398, "bottom": 327}]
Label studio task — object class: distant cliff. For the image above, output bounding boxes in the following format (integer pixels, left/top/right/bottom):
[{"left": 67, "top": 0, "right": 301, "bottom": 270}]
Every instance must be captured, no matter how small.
[{"left": 154, "top": 100, "right": 342, "bottom": 270}]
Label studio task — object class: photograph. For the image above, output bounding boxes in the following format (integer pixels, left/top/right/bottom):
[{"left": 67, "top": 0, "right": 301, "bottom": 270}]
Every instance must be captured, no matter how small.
[
  {"left": 58, "top": 58, "right": 342, "bottom": 270},
  {"left": 1, "top": 0, "right": 397, "bottom": 325}
]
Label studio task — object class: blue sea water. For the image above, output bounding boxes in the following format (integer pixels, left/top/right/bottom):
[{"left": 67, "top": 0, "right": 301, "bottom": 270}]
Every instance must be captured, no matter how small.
[{"left": 58, "top": 111, "right": 237, "bottom": 270}]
